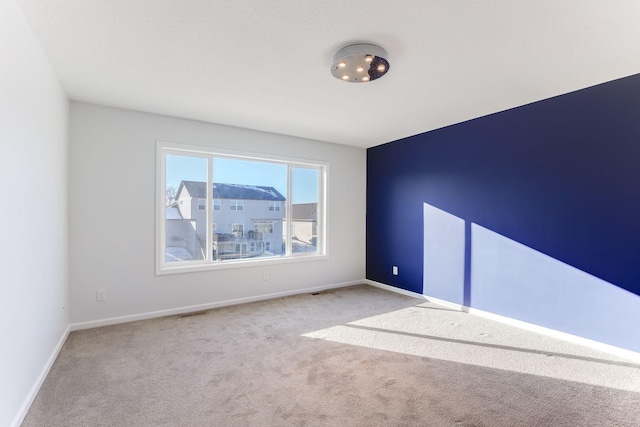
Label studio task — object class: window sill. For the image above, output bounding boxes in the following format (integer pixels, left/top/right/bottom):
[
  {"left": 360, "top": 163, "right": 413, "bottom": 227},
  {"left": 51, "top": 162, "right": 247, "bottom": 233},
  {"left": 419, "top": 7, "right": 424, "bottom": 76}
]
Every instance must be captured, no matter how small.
[{"left": 155, "top": 253, "right": 328, "bottom": 275}]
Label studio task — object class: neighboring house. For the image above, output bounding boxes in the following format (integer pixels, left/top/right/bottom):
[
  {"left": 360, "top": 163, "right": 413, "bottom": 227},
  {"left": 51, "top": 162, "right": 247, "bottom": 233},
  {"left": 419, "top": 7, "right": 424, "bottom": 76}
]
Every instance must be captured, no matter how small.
[
  {"left": 170, "top": 181, "right": 286, "bottom": 260},
  {"left": 165, "top": 204, "right": 199, "bottom": 262},
  {"left": 284, "top": 203, "right": 318, "bottom": 253}
]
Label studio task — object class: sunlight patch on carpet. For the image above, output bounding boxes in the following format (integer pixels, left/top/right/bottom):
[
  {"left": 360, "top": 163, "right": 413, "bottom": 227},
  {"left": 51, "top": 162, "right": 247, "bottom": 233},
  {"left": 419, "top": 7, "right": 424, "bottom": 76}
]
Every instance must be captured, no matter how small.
[{"left": 302, "top": 304, "right": 640, "bottom": 393}]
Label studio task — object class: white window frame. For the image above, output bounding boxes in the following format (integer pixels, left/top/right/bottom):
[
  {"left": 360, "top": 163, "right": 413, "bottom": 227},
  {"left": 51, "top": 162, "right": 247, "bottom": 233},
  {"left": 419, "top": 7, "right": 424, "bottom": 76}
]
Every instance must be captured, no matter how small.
[
  {"left": 269, "top": 201, "right": 280, "bottom": 211},
  {"left": 232, "top": 223, "right": 244, "bottom": 237},
  {"left": 213, "top": 199, "right": 221, "bottom": 210},
  {"left": 198, "top": 199, "right": 206, "bottom": 210},
  {"left": 230, "top": 200, "right": 243, "bottom": 211},
  {"left": 254, "top": 221, "right": 274, "bottom": 234},
  {"left": 156, "top": 141, "right": 328, "bottom": 275}
]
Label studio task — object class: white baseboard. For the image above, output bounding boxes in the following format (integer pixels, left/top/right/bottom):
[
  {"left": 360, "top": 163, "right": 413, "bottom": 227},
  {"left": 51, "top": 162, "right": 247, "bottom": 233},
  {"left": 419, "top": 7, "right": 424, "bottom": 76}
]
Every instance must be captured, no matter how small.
[
  {"left": 365, "top": 279, "right": 429, "bottom": 301},
  {"left": 13, "top": 281, "right": 361, "bottom": 425},
  {"left": 365, "top": 279, "right": 640, "bottom": 362},
  {"left": 365, "top": 280, "right": 466, "bottom": 312},
  {"left": 468, "top": 307, "right": 640, "bottom": 362},
  {"left": 71, "top": 280, "right": 362, "bottom": 331},
  {"left": 12, "top": 324, "right": 71, "bottom": 427}
]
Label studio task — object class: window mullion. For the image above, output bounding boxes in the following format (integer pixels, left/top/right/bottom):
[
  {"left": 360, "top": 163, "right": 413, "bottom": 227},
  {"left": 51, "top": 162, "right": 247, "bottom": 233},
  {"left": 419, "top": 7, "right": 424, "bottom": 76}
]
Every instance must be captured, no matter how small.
[
  {"left": 318, "top": 166, "right": 324, "bottom": 255},
  {"left": 207, "top": 156, "right": 213, "bottom": 261},
  {"left": 286, "top": 164, "right": 293, "bottom": 255}
]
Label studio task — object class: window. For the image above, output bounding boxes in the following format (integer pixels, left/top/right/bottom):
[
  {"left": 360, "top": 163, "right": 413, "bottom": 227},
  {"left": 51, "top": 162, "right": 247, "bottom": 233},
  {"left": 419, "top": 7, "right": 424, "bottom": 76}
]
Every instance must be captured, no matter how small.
[
  {"left": 291, "top": 167, "right": 321, "bottom": 254},
  {"left": 254, "top": 221, "right": 274, "bottom": 234},
  {"left": 157, "top": 141, "right": 326, "bottom": 274},
  {"left": 232, "top": 223, "right": 244, "bottom": 237}
]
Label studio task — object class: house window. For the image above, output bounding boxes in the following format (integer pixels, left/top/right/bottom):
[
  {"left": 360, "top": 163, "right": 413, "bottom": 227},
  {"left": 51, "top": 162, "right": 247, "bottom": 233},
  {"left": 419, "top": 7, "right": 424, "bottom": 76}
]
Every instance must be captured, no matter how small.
[
  {"left": 254, "top": 221, "right": 274, "bottom": 234},
  {"left": 157, "top": 141, "right": 327, "bottom": 274},
  {"left": 232, "top": 223, "right": 244, "bottom": 237},
  {"left": 269, "top": 201, "right": 280, "bottom": 211}
]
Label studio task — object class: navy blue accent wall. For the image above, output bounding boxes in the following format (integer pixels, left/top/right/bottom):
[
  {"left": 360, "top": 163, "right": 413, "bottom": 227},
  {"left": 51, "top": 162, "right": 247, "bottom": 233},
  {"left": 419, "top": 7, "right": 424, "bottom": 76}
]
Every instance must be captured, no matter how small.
[{"left": 367, "top": 73, "right": 640, "bottom": 300}]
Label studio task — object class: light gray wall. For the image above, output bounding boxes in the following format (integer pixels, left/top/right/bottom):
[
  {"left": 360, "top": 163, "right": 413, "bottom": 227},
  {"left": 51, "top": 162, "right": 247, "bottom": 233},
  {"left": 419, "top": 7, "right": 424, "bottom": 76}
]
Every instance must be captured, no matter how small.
[
  {"left": 69, "top": 102, "right": 366, "bottom": 324},
  {"left": 1, "top": 2, "right": 69, "bottom": 426}
]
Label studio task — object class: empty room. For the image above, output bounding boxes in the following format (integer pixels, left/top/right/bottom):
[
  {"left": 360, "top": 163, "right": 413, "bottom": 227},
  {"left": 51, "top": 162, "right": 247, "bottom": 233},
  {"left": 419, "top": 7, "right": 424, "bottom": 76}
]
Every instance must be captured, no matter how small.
[{"left": 3, "top": 1, "right": 640, "bottom": 426}]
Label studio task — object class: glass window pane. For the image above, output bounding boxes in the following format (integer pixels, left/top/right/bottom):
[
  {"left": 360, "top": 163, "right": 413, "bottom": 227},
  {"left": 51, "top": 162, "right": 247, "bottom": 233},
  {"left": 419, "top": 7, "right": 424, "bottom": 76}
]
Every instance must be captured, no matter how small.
[
  {"left": 212, "top": 157, "right": 286, "bottom": 259},
  {"left": 291, "top": 167, "right": 319, "bottom": 254},
  {"left": 165, "top": 155, "right": 207, "bottom": 263}
]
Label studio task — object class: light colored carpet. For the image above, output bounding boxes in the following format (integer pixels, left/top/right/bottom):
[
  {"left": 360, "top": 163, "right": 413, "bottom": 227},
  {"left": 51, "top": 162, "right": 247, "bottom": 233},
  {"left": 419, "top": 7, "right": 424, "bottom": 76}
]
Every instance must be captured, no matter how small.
[{"left": 23, "top": 285, "right": 640, "bottom": 426}]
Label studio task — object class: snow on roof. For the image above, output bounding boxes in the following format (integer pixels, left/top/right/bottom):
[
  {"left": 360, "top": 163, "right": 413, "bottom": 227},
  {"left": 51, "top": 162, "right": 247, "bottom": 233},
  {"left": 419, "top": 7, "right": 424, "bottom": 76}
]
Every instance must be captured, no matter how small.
[
  {"left": 165, "top": 246, "right": 194, "bottom": 262},
  {"left": 179, "top": 181, "right": 286, "bottom": 201}
]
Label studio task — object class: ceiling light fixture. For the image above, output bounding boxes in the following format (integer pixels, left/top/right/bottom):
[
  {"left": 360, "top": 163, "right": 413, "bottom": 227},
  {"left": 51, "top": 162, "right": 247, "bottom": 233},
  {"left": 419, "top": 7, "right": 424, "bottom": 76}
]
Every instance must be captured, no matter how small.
[{"left": 331, "top": 44, "right": 389, "bottom": 83}]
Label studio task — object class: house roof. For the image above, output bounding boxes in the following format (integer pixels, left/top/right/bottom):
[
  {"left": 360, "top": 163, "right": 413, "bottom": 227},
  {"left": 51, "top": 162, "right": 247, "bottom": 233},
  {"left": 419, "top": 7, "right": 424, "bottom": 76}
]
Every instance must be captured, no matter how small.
[{"left": 178, "top": 181, "right": 286, "bottom": 201}]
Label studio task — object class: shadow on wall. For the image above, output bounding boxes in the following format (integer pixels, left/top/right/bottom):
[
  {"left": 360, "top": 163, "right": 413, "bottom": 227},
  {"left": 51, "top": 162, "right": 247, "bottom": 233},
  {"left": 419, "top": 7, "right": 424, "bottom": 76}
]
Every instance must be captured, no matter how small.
[{"left": 423, "top": 202, "right": 640, "bottom": 353}]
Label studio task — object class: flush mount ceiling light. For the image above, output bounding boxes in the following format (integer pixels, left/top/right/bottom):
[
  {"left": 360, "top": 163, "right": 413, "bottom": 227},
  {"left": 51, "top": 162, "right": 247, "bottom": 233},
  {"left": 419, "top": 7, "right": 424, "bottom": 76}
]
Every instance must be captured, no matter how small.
[{"left": 331, "top": 44, "right": 389, "bottom": 83}]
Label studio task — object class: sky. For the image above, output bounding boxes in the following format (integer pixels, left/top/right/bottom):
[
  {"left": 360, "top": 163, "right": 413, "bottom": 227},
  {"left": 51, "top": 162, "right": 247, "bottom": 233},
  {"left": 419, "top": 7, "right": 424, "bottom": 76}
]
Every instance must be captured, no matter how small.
[{"left": 166, "top": 155, "right": 319, "bottom": 203}]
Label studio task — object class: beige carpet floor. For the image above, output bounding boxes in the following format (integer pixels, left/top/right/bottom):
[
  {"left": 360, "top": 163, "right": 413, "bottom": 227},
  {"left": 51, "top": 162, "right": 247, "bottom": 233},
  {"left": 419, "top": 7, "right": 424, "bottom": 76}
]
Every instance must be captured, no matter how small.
[{"left": 23, "top": 285, "right": 640, "bottom": 426}]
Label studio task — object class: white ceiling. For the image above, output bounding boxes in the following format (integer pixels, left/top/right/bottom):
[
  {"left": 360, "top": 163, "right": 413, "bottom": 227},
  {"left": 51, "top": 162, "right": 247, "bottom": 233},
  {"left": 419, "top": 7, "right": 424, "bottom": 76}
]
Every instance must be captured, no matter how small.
[{"left": 16, "top": 0, "right": 640, "bottom": 148}]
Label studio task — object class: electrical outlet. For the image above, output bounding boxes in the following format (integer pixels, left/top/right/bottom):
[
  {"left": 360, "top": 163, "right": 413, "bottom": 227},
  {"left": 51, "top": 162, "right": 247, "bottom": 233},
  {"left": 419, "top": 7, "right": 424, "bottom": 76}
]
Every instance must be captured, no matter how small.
[
  {"left": 96, "top": 289, "right": 106, "bottom": 302},
  {"left": 262, "top": 272, "right": 269, "bottom": 281},
  {"left": 392, "top": 266, "right": 399, "bottom": 275}
]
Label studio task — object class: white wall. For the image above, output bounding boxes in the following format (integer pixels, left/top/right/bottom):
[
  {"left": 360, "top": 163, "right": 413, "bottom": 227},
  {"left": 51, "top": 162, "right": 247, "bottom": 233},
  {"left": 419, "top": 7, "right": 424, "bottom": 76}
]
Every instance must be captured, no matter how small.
[
  {"left": 69, "top": 102, "right": 366, "bottom": 325},
  {"left": 0, "top": 2, "right": 69, "bottom": 426}
]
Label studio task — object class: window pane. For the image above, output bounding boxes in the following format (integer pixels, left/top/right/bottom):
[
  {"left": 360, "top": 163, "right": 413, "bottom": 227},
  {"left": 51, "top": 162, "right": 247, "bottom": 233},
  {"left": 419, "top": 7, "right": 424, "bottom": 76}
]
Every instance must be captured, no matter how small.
[
  {"left": 165, "top": 155, "right": 207, "bottom": 263},
  {"left": 212, "top": 157, "right": 286, "bottom": 259},
  {"left": 291, "top": 167, "right": 319, "bottom": 254}
]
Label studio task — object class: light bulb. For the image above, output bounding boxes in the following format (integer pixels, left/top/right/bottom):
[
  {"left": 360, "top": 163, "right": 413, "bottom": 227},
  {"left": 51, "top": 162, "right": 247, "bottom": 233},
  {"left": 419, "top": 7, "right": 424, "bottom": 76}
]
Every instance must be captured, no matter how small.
[
  {"left": 338, "top": 62, "right": 346, "bottom": 68},
  {"left": 362, "top": 76, "right": 370, "bottom": 82},
  {"left": 342, "top": 75, "right": 349, "bottom": 80},
  {"left": 365, "top": 55, "right": 373, "bottom": 63},
  {"left": 377, "top": 64, "right": 386, "bottom": 72},
  {"left": 356, "top": 66, "right": 364, "bottom": 73}
]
